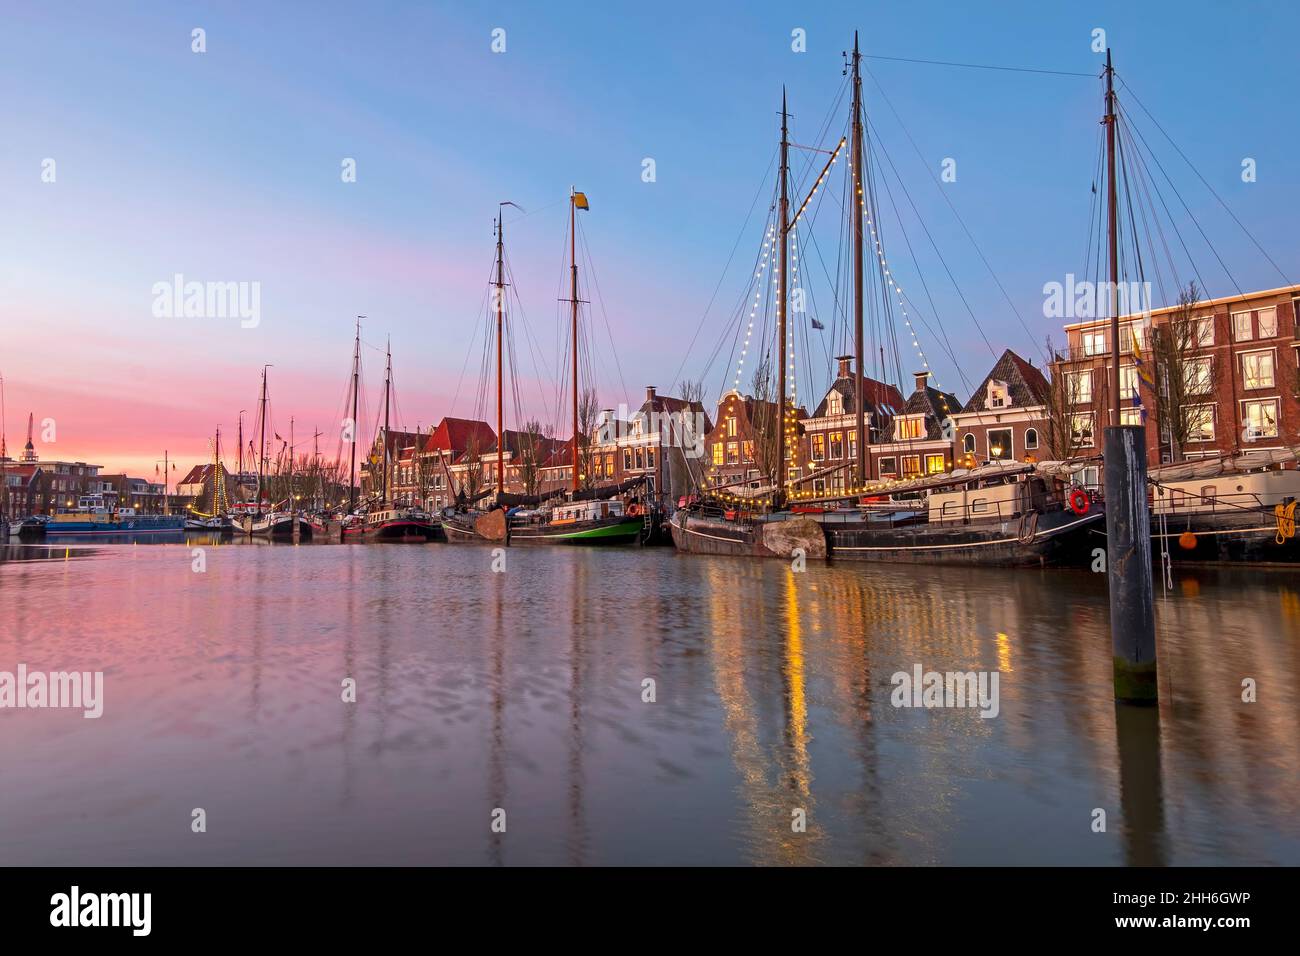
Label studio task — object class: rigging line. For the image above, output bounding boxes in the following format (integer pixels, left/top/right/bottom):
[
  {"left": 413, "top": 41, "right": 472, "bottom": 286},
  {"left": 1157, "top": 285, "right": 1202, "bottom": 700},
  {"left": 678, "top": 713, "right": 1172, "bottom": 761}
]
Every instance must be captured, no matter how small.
[
  {"left": 448, "top": 262, "right": 495, "bottom": 416},
  {"left": 867, "top": 126, "right": 986, "bottom": 393},
  {"left": 1119, "top": 105, "right": 1244, "bottom": 304},
  {"left": 577, "top": 220, "right": 631, "bottom": 411},
  {"left": 1128, "top": 128, "right": 1183, "bottom": 299},
  {"left": 863, "top": 53, "right": 1095, "bottom": 78},
  {"left": 864, "top": 65, "right": 1049, "bottom": 365},
  {"left": 1117, "top": 75, "right": 1293, "bottom": 288},
  {"left": 502, "top": 250, "right": 553, "bottom": 425},
  {"left": 865, "top": 122, "right": 994, "bottom": 382},
  {"left": 668, "top": 146, "right": 778, "bottom": 393},
  {"left": 1080, "top": 104, "right": 1106, "bottom": 283}
]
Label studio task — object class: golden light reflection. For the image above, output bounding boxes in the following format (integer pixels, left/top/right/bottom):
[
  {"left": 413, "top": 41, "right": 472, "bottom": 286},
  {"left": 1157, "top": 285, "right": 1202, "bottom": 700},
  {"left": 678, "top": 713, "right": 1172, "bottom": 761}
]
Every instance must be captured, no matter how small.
[{"left": 996, "top": 631, "right": 1014, "bottom": 673}]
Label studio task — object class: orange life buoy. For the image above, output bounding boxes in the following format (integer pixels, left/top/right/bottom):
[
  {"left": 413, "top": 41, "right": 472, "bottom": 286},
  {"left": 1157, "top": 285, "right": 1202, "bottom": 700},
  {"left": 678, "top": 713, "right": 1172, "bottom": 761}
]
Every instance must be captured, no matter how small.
[
  {"left": 626, "top": 503, "right": 641, "bottom": 516},
  {"left": 1068, "top": 489, "right": 1090, "bottom": 516}
]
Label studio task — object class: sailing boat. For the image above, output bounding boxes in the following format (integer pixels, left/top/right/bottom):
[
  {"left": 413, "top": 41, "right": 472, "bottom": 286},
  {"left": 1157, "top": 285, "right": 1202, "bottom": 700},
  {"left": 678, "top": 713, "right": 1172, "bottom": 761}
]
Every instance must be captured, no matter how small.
[
  {"left": 343, "top": 341, "right": 441, "bottom": 542},
  {"left": 444, "top": 195, "right": 644, "bottom": 545},
  {"left": 185, "top": 427, "right": 234, "bottom": 534},
  {"left": 244, "top": 366, "right": 313, "bottom": 541},
  {"left": 672, "top": 34, "right": 1102, "bottom": 566}
]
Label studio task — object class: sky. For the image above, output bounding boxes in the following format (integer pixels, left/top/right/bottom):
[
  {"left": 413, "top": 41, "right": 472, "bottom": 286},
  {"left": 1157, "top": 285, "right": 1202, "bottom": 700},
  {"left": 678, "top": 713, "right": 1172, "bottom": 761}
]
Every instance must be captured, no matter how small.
[{"left": 2, "top": 0, "right": 1297, "bottom": 476}]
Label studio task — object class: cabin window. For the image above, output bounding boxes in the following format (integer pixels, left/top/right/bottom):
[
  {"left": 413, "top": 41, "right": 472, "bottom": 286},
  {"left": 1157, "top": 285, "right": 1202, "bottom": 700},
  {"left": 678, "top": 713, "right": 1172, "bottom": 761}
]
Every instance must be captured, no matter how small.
[
  {"left": 829, "top": 432, "right": 844, "bottom": 459},
  {"left": 1200, "top": 485, "right": 1217, "bottom": 507},
  {"left": 811, "top": 434, "right": 825, "bottom": 461},
  {"left": 1241, "top": 350, "right": 1275, "bottom": 389},
  {"left": 941, "top": 500, "right": 960, "bottom": 517},
  {"left": 987, "top": 429, "right": 1013, "bottom": 461},
  {"left": 971, "top": 498, "right": 989, "bottom": 514},
  {"left": 1241, "top": 398, "right": 1279, "bottom": 440},
  {"left": 1025, "top": 428, "right": 1039, "bottom": 450},
  {"left": 962, "top": 434, "right": 976, "bottom": 455},
  {"left": 879, "top": 456, "right": 897, "bottom": 477}
]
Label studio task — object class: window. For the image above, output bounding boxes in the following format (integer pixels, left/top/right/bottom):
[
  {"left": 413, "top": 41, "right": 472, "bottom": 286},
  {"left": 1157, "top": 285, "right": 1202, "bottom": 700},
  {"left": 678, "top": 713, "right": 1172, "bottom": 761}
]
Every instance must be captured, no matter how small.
[
  {"left": 962, "top": 433, "right": 976, "bottom": 454},
  {"left": 971, "top": 497, "right": 989, "bottom": 514},
  {"left": 1187, "top": 404, "right": 1216, "bottom": 442},
  {"left": 924, "top": 454, "right": 946, "bottom": 474},
  {"left": 1232, "top": 310, "right": 1253, "bottom": 342},
  {"left": 646, "top": 447, "right": 655, "bottom": 468},
  {"left": 847, "top": 430, "right": 857, "bottom": 460},
  {"left": 829, "top": 431, "right": 844, "bottom": 459},
  {"left": 726, "top": 417, "right": 737, "bottom": 437},
  {"left": 986, "top": 381, "right": 1009, "bottom": 409},
  {"left": 1193, "top": 316, "right": 1215, "bottom": 347},
  {"left": 741, "top": 442, "right": 752, "bottom": 463},
  {"left": 1120, "top": 407, "right": 1143, "bottom": 426},
  {"left": 1184, "top": 357, "right": 1213, "bottom": 395},
  {"left": 811, "top": 434, "right": 825, "bottom": 461},
  {"left": 1241, "top": 350, "right": 1275, "bottom": 389},
  {"left": 813, "top": 478, "right": 826, "bottom": 495},
  {"left": 1242, "top": 399, "right": 1279, "bottom": 440},
  {"left": 726, "top": 442, "right": 739, "bottom": 465},
  {"left": 623, "top": 448, "right": 633, "bottom": 471},
  {"left": 879, "top": 456, "right": 897, "bottom": 477},
  {"left": 711, "top": 443, "right": 724, "bottom": 466},
  {"left": 1025, "top": 428, "right": 1039, "bottom": 450},
  {"left": 1069, "top": 370, "right": 1093, "bottom": 403},
  {"left": 605, "top": 454, "right": 615, "bottom": 477},
  {"left": 1257, "top": 307, "right": 1278, "bottom": 338},
  {"left": 987, "top": 428, "right": 1013, "bottom": 461},
  {"left": 635, "top": 447, "right": 645, "bottom": 470},
  {"left": 827, "top": 392, "right": 843, "bottom": 415},
  {"left": 1071, "top": 412, "right": 1095, "bottom": 448},
  {"left": 896, "top": 416, "right": 925, "bottom": 440},
  {"left": 902, "top": 456, "right": 922, "bottom": 478},
  {"left": 1120, "top": 365, "right": 1138, "bottom": 401},
  {"left": 1082, "top": 331, "right": 1106, "bottom": 356}
]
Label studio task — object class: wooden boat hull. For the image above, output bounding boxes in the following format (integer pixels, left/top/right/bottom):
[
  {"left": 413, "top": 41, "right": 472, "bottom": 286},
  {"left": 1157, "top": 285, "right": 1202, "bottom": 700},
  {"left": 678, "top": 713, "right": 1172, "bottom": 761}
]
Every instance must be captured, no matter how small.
[
  {"left": 343, "top": 519, "right": 443, "bottom": 542},
  {"left": 508, "top": 515, "right": 644, "bottom": 545},
  {"left": 246, "top": 516, "right": 314, "bottom": 541},
  {"left": 824, "top": 507, "right": 1104, "bottom": 568},
  {"left": 669, "top": 512, "right": 828, "bottom": 558},
  {"left": 1151, "top": 511, "right": 1300, "bottom": 565}
]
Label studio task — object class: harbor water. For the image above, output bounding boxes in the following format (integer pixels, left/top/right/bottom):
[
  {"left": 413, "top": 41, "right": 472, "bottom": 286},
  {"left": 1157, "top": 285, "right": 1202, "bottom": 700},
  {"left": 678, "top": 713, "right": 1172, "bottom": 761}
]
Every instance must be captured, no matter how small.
[{"left": 1, "top": 541, "right": 1297, "bottom": 865}]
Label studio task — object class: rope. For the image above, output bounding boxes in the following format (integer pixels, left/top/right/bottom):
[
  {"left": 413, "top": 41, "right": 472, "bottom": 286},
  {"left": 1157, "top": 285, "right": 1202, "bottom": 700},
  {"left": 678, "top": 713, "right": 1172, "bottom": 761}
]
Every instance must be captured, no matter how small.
[{"left": 1277, "top": 501, "right": 1297, "bottom": 545}]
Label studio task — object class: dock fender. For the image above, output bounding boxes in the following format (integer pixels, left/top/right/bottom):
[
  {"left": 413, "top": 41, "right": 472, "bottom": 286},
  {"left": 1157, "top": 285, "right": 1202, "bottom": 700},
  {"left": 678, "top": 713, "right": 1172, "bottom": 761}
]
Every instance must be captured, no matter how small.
[{"left": 761, "top": 516, "right": 827, "bottom": 559}]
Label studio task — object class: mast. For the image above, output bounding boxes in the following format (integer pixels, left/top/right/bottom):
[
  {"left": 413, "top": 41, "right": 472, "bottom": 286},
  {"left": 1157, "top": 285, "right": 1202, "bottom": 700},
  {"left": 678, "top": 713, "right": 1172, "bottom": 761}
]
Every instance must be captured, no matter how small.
[
  {"left": 1105, "top": 48, "right": 1121, "bottom": 426},
  {"left": 496, "top": 209, "right": 506, "bottom": 497},
  {"left": 349, "top": 317, "right": 361, "bottom": 514},
  {"left": 0, "top": 372, "right": 7, "bottom": 522},
  {"left": 289, "top": 416, "right": 295, "bottom": 510},
  {"left": 257, "top": 365, "right": 269, "bottom": 515},
  {"left": 850, "top": 33, "right": 867, "bottom": 485},
  {"left": 778, "top": 89, "right": 790, "bottom": 496},
  {"left": 382, "top": 340, "right": 392, "bottom": 507},
  {"left": 569, "top": 191, "right": 580, "bottom": 494}
]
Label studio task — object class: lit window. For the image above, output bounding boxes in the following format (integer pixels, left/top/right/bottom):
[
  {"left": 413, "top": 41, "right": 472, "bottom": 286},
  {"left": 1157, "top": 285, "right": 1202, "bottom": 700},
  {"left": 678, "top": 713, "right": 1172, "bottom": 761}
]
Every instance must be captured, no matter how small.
[
  {"left": 1241, "top": 351, "right": 1275, "bottom": 389},
  {"left": 902, "top": 456, "right": 922, "bottom": 478},
  {"left": 987, "top": 428, "right": 1012, "bottom": 461},
  {"left": 924, "top": 454, "right": 946, "bottom": 474},
  {"left": 811, "top": 434, "right": 825, "bottom": 461},
  {"left": 1120, "top": 365, "right": 1138, "bottom": 400},
  {"left": 1184, "top": 357, "right": 1213, "bottom": 394},
  {"left": 962, "top": 433, "right": 976, "bottom": 454},
  {"left": 726, "top": 417, "right": 737, "bottom": 437},
  {"left": 726, "top": 442, "right": 739, "bottom": 465},
  {"left": 828, "top": 432, "right": 843, "bottom": 459},
  {"left": 1069, "top": 370, "right": 1093, "bottom": 403},
  {"left": 1120, "top": 408, "right": 1143, "bottom": 426},
  {"left": 711, "top": 443, "right": 723, "bottom": 466},
  {"left": 1188, "top": 405, "right": 1216, "bottom": 442},
  {"left": 1242, "top": 399, "right": 1279, "bottom": 440},
  {"left": 896, "top": 416, "right": 925, "bottom": 440},
  {"left": 1071, "top": 413, "right": 1095, "bottom": 448}
]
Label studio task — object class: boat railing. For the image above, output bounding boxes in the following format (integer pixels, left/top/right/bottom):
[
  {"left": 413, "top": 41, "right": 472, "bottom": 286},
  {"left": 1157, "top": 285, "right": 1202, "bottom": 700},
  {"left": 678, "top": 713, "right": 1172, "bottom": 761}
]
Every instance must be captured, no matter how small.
[{"left": 1151, "top": 489, "right": 1276, "bottom": 518}]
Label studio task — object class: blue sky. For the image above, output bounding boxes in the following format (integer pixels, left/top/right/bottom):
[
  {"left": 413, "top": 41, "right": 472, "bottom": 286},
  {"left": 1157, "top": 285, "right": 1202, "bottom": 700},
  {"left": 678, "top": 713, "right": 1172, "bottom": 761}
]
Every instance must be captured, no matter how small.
[{"left": 1, "top": 0, "right": 1296, "bottom": 472}]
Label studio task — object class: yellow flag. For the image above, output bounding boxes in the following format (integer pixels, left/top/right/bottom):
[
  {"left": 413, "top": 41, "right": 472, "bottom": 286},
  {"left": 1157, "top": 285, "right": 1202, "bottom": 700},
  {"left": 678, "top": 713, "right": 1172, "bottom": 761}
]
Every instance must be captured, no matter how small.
[{"left": 573, "top": 191, "right": 590, "bottom": 210}]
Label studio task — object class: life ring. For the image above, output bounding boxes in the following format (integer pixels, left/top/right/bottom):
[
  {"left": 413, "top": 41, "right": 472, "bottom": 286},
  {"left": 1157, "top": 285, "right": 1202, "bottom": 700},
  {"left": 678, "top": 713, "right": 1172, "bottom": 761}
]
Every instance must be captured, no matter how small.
[
  {"left": 626, "top": 503, "right": 641, "bottom": 517},
  {"left": 1067, "top": 489, "right": 1090, "bottom": 516}
]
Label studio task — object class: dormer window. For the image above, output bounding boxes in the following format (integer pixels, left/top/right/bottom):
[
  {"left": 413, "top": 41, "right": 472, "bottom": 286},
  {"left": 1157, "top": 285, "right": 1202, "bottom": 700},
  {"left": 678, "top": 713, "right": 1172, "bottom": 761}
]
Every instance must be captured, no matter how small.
[
  {"left": 827, "top": 392, "right": 843, "bottom": 416},
  {"left": 986, "top": 380, "right": 1010, "bottom": 410}
]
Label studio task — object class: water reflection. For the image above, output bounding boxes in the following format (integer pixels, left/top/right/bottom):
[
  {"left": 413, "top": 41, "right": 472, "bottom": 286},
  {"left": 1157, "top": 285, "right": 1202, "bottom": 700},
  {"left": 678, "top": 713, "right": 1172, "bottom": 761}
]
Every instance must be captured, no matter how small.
[{"left": 0, "top": 544, "right": 1296, "bottom": 865}]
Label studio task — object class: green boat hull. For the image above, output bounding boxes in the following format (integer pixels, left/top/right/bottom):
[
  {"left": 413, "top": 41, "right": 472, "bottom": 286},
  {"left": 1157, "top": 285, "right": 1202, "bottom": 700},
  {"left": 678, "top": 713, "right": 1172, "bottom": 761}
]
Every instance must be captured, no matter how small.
[{"left": 509, "top": 516, "right": 643, "bottom": 545}]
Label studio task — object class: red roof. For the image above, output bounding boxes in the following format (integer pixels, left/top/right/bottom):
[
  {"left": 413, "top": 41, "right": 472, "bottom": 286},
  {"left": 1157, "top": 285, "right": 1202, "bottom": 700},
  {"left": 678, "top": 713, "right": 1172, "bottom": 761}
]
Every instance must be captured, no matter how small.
[{"left": 425, "top": 417, "right": 497, "bottom": 457}]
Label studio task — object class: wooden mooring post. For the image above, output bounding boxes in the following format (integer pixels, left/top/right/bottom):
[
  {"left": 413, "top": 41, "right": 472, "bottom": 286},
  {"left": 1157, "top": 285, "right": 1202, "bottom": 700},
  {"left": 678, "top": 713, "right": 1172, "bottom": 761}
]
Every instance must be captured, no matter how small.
[{"left": 1104, "top": 425, "right": 1157, "bottom": 703}]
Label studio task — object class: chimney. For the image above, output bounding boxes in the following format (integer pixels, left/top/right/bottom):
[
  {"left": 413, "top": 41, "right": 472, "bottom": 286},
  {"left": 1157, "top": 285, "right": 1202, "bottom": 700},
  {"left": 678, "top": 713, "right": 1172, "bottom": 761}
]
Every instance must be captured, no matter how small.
[
  {"left": 835, "top": 355, "right": 853, "bottom": 378},
  {"left": 914, "top": 370, "right": 931, "bottom": 394},
  {"left": 645, "top": 385, "right": 656, "bottom": 405}
]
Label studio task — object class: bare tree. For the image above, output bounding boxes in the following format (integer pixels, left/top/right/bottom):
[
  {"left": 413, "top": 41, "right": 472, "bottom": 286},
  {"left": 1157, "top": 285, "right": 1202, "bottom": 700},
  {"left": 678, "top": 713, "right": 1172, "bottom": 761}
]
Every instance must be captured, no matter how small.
[
  {"left": 518, "top": 418, "right": 543, "bottom": 497},
  {"left": 748, "top": 356, "right": 782, "bottom": 485},
  {"left": 1151, "top": 281, "right": 1219, "bottom": 462},
  {"left": 577, "top": 388, "right": 600, "bottom": 490},
  {"left": 462, "top": 433, "right": 485, "bottom": 500},
  {"left": 1044, "top": 336, "right": 1092, "bottom": 460}
]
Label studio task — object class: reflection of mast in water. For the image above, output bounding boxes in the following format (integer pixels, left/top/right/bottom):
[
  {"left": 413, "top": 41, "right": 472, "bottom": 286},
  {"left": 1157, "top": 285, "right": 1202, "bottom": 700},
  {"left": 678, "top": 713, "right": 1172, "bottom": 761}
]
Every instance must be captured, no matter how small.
[
  {"left": 567, "top": 556, "right": 588, "bottom": 865},
  {"left": 487, "top": 573, "right": 506, "bottom": 866},
  {"left": 340, "top": 551, "right": 359, "bottom": 806},
  {"left": 705, "top": 561, "right": 820, "bottom": 864},
  {"left": 1114, "top": 702, "right": 1166, "bottom": 866}
]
